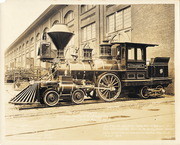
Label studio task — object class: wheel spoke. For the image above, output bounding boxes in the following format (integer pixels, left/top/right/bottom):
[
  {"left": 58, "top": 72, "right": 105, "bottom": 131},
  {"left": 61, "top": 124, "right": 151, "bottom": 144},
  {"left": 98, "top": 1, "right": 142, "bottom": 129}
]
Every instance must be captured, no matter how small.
[
  {"left": 100, "top": 89, "right": 107, "bottom": 93},
  {"left": 108, "top": 91, "right": 112, "bottom": 99},
  {"left": 100, "top": 82, "right": 107, "bottom": 87},
  {"left": 101, "top": 90, "right": 109, "bottom": 96},
  {"left": 111, "top": 77, "right": 116, "bottom": 85},
  {"left": 107, "top": 75, "right": 111, "bottom": 83},
  {"left": 113, "top": 85, "right": 119, "bottom": 88},
  {"left": 110, "top": 76, "right": 114, "bottom": 84},
  {"left": 113, "top": 81, "right": 119, "bottom": 86},
  {"left": 104, "top": 76, "right": 109, "bottom": 83},
  {"left": 101, "top": 78, "right": 108, "bottom": 86},
  {"left": 105, "top": 91, "right": 110, "bottom": 98}
]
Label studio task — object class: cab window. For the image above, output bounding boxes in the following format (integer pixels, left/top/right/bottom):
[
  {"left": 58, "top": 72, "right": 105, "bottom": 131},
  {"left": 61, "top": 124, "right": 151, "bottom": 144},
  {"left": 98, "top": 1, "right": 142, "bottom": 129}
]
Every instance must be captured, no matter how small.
[
  {"left": 137, "top": 48, "right": 143, "bottom": 60},
  {"left": 128, "top": 47, "right": 135, "bottom": 60}
]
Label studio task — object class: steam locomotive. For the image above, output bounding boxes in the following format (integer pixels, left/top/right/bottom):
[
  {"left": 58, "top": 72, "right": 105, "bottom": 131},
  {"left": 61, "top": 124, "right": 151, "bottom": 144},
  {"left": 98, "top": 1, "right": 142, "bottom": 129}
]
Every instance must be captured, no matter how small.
[{"left": 9, "top": 24, "right": 172, "bottom": 106}]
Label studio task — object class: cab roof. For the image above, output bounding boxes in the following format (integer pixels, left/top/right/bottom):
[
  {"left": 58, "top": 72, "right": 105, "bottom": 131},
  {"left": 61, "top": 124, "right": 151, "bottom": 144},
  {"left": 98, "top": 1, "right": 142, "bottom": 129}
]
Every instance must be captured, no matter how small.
[{"left": 111, "top": 42, "right": 158, "bottom": 47}]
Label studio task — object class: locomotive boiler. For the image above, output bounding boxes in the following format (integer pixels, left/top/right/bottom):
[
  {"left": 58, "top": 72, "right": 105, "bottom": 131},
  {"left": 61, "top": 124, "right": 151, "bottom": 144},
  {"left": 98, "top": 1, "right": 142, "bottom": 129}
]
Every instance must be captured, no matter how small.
[{"left": 9, "top": 24, "right": 172, "bottom": 106}]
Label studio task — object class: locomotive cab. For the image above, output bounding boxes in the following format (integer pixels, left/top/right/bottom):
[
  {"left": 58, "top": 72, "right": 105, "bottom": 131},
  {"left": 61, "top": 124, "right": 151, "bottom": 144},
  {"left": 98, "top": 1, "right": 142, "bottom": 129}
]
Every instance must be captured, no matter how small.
[
  {"left": 112, "top": 42, "right": 157, "bottom": 80},
  {"left": 113, "top": 42, "right": 172, "bottom": 98}
]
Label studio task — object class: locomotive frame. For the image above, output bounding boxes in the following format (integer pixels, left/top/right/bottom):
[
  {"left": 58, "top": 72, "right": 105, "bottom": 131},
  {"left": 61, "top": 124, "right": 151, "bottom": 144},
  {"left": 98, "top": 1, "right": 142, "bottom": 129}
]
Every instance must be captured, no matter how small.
[{"left": 9, "top": 24, "right": 172, "bottom": 106}]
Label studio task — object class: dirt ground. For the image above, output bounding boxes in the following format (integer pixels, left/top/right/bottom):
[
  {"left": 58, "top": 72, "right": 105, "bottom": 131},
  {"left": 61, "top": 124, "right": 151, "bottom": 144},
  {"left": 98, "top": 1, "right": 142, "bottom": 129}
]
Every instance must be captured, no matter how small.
[{"left": 4, "top": 83, "right": 175, "bottom": 141}]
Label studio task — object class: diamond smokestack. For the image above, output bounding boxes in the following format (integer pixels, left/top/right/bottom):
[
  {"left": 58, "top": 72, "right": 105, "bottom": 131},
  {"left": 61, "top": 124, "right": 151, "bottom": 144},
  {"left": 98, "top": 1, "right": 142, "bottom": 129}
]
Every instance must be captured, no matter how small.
[{"left": 47, "top": 24, "right": 74, "bottom": 59}]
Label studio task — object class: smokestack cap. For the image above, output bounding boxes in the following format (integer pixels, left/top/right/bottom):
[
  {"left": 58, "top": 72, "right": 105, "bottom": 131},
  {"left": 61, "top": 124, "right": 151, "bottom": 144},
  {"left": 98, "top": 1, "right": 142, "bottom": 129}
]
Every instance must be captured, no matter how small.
[{"left": 48, "top": 24, "right": 72, "bottom": 33}]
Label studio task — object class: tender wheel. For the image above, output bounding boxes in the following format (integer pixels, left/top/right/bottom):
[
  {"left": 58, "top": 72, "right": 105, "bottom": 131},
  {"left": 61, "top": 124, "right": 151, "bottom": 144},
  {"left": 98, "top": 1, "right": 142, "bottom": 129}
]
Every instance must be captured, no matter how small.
[
  {"left": 96, "top": 73, "right": 121, "bottom": 102},
  {"left": 43, "top": 90, "right": 59, "bottom": 107},
  {"left": 155, "top": 85, "right": 164, "bottom": 97},
  {"left": 139, "top": 86, "right": 150, "bottom": 99},
  {"left": 72, "top": 89, "right": 85, "bottom": 104}
]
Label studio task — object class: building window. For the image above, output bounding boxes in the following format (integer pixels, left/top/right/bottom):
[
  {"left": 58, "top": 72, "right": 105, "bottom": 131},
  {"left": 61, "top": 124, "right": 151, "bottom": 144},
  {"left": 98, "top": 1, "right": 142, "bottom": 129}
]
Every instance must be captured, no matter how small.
[
  {"left": 36, "top": 33, "right": 40, "bottom": 41},
  {"left": 30, "top": 37, "right": 34, "bottom": 43},
  {"left": 107, "top": 14, "right": 115, "bottom": 33},
  {"left": 21, "top": 44, "right": 24, "bottom": 54},
  {"left": 22, "top": 54, "right": 25, "bottom": 67},
  {"left": 42, "top": 27, "right": 49, "bottom": 40},
  {"left": 19, "top": 46, "right": 21, "bottom": 54},
  {"left": 123, "top": 7, "right": 131, "bottom": 28},
  {"left": 64, "top": 11, "right": 74, "bottom": 24},
  {"left": 81, "top": 5, "right": 95, "bottom": 13},
  {"left": 107, "top": 7, "right": 131, "bottom": 33},
  {"left": 52, "top": 20, "right": 59, "bottom": 26},
  {"left": 82, "top": 23, "right": 96, "bottom": 42},
  {"left": 26, "top": 41, "right": 29, "bottom": 46},
  {"left": 25, "top": 41, "right": 29, "bottom": 54},
  {"left": 116, "top": 11, "right": 123, "bottom": 30},
  {"left": 42, "top": 32, "right": 47, "bottom": 40},
  {"left": 15, "top": 48, "right": 18, "bottom": 57}
]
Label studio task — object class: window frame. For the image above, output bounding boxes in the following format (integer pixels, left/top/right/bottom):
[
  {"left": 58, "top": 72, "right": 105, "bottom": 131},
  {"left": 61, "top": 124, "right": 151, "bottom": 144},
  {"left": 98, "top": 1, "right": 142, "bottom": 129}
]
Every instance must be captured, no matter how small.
[
  {"left": 137, "top": 47, "right": 144, "bottom": 61},
  {"left": 42, "top": 27, "right": 49, "bottom": 41},
  {"left": 52, "top": 20, "right": 59, "bottom": 26},
  {"left": 81, "top": 5, "right": 96, "bottom": 14},
  {"left": 127, "top": 46, "right": 145, "bottom": 62},
  {"left": 64, "top": 11, "right": 74, "bottom": 24},
  {"left": 81, "top": 22, "right": 96, "bottom": 42},
  {"left": 106, "top": 6, "right": 131, "bottom": 34},
  {"left": 127, "top": 47, "right": 135, "bottom": 61}
]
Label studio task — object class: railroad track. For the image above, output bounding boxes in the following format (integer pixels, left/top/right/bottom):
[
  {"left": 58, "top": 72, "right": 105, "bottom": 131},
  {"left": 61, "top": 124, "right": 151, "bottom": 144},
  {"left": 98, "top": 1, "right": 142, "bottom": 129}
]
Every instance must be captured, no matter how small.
[{"left": 5, "top": 98, "right": 174, "bottom": 119}]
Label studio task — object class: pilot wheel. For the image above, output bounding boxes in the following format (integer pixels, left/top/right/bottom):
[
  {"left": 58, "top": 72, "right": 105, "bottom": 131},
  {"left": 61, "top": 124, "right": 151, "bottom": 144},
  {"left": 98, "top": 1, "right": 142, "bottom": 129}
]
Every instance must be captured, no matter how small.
[
  {"left": 96, "top": 73, "right": 121, "bottom": 102},
  {"left": 72, "top": 89, "right": 85, "bottom": 104},
  {"left": 43, "top": 90, "right": 59, "bottom": 107}
]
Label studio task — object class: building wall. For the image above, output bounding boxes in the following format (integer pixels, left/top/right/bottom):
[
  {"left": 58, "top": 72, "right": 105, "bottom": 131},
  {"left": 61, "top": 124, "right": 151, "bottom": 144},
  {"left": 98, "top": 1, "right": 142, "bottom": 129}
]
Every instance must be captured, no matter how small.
[
  {"left": 79, "top": 5, "right": 99, "bottom": 58},
  {"left": 131, "top": 4, "right": 175, "bottom": 93},
  {"left": 5, "top": 4, "right": 174, "bottom": 93}
]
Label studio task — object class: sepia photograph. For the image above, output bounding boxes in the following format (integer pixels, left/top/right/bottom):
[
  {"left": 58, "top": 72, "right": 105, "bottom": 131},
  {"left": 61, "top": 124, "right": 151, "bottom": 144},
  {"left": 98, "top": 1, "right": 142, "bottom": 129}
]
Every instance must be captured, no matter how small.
[{"left": 0, "top": 0, "right": 179, "bottom": 144}]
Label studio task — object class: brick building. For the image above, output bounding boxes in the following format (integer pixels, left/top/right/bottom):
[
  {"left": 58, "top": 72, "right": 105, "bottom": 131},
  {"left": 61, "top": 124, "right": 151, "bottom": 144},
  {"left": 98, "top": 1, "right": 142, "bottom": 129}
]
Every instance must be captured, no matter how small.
[{"left": 4, "top": 4, "right": 174, "bottom": 93}]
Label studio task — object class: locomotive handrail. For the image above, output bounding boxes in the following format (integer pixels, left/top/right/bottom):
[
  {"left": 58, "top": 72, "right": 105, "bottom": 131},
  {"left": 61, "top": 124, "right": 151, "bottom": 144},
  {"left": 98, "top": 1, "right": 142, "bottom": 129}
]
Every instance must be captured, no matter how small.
[
  {"left": 37, "top": 67, "right": 56, "bottom": 81},
  {"left": 46, "top": 69, "right": 58, "bottom": 80}
]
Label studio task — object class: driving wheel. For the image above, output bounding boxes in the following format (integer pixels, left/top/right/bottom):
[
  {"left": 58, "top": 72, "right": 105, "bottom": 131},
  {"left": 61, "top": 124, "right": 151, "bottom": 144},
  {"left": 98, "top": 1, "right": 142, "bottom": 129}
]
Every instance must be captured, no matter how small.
[{"left": 96, "top": 73, "right": 121, "bottom": 102}]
